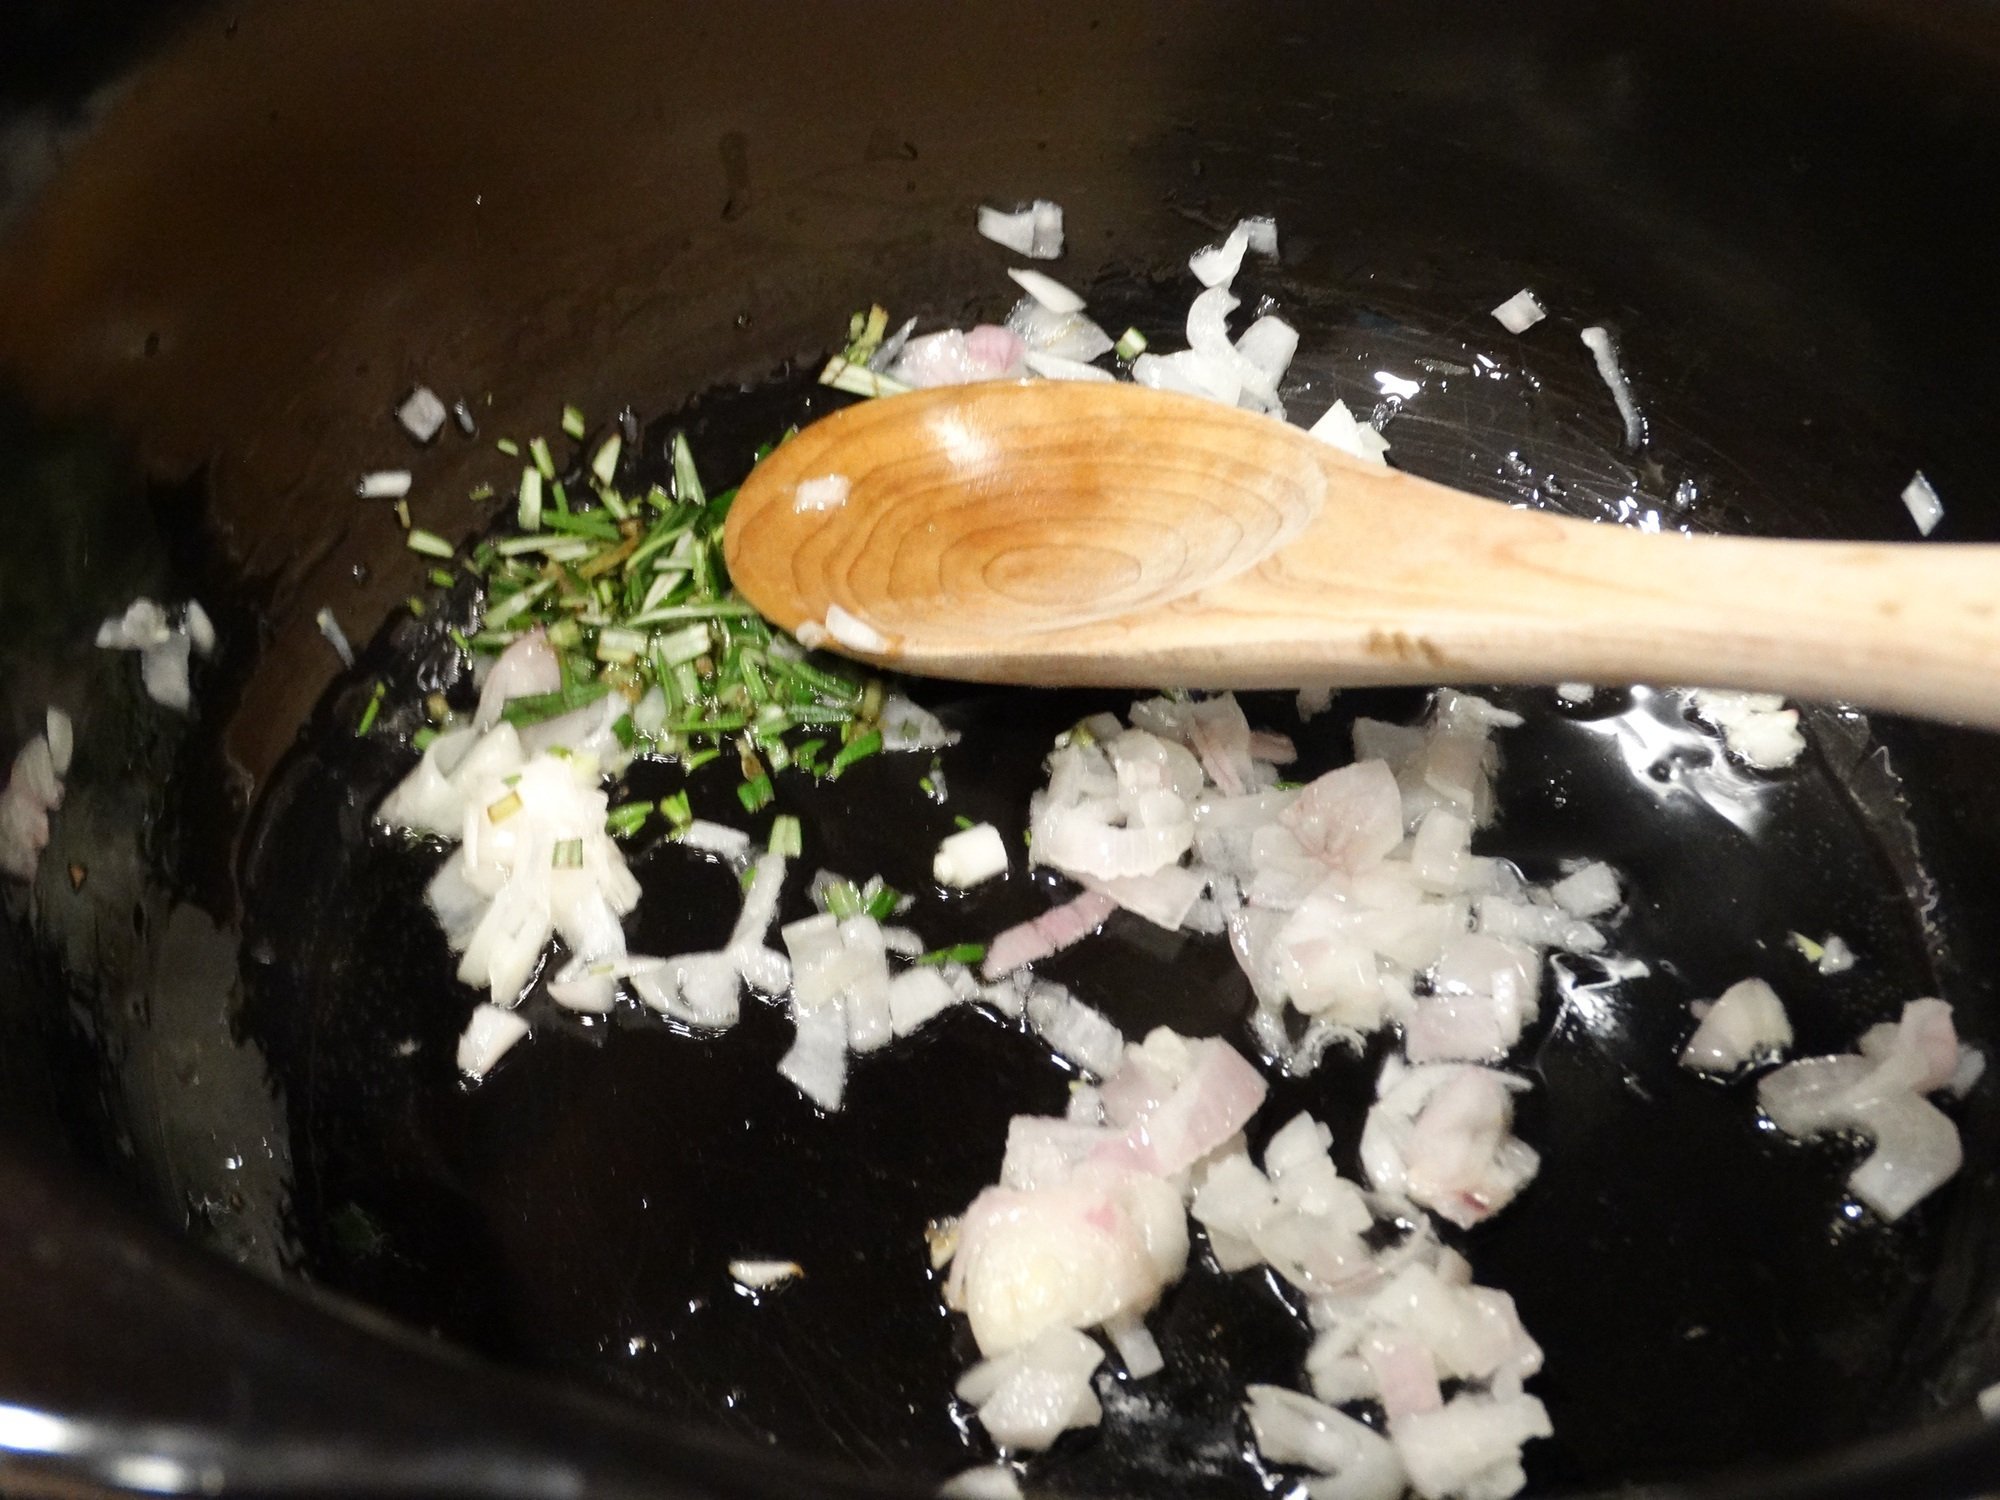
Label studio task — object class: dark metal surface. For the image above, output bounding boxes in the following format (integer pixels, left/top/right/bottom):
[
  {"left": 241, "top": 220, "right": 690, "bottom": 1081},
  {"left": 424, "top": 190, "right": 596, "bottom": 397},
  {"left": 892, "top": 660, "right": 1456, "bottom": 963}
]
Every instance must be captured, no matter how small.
[{"left": 8, "top": 2, "right": 2000, "bottom": 1497}]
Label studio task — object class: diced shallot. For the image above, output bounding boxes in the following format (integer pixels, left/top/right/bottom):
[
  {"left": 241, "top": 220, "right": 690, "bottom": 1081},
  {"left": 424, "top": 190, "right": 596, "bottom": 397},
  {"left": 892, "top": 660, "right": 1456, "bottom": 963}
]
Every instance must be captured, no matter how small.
[
  {"left": 1686, "top": 689, "right": 1806, "bottom": 771},
  {"left": 474, "top": 629, "right": 562, "bottom": 730},
  {"left": 946, "top": 1164, "right": 1186, "bottom": 1355},
  {"left": 1006, "top": 267, "right": 1085, "bottom": 315},
  {"left": 824, "top": 603, "right": 889, "bottom": 654},
  {"left": 1579, "top": 325, "right": 1645, "bottom": 450},
  {"left": 1245, "top": 1385, "right": 1406, "bottom": 1500},
  {"left": 1489, "top": 291, "right": 1546, "bottom": 334},
  {"left": 728, "top": 1259, "right": 802, "bottom": 1290},
  {"left": 1392, "top": 1392, "right": 1553, "bottom": 1500},
  {"left": 1306, "top": 399, "right": 1392, "bottom": 466},
  {"left": 1758, "top": 998, "right": 1977, "bottom": 1219},
  {"left": 982, "top": 889, "right": 1118, "bottom": 979},
  {"left": 396, "top": 385, "right": 447, "bottom": 443},
  {"left": 935, "top": 822, "right": 1009, "bottom": 888},
  {"left": 1902, "top": 471, "right": 1944, "bottom": 537},
  {"left": 1681, "top": 978, "right": 1791, "bottom": 1074},
  {"left": 456, "top": 1005, "right": 529, "bottom": 1078},
  {"left": 1362, "top": 1064, "right": 1539, "bottom": 1229},
  {"left": 954, "top": 1325, "right": 1103, "bottom": 1452},
  {"left": 976, "top": 200, "right": 1064, "bottom": 260}
]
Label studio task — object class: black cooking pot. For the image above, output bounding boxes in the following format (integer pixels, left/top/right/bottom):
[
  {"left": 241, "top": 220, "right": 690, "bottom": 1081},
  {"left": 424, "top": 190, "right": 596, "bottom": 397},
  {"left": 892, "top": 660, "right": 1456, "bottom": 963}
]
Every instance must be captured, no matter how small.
[{"left": 9, "top": 2, "right": 2000, "bottom": 1497}]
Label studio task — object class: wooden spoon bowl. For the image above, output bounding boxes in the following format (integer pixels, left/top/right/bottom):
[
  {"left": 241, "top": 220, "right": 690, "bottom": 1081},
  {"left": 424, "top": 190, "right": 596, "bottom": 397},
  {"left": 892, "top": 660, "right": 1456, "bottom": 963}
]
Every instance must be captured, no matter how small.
[{"left": 724, "top": 381, "right": 2000, "bottom": 727}]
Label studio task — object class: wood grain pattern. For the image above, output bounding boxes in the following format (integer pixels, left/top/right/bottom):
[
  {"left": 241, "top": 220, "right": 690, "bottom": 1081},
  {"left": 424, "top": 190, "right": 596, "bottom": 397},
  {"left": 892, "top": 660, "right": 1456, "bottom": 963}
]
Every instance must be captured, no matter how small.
[{"left": 723, "top": 382, "right": 2000, "bottom": 728}]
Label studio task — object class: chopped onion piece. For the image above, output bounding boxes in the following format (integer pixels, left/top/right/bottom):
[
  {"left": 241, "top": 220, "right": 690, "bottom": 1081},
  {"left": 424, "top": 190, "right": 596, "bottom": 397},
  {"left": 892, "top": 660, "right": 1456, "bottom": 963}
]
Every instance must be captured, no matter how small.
[
  {"left": 396, "top": 386, "right": 448, "bottom": 443},
  {"left": 44, "top": 708, "right": 73, "bottom": 778},
  {"left": 936, "top": 822, "right": 1009, "bottom": 888},
  {"left": 97, "top": 598, "right": 172, "bottom": 651},
  {"left": 356, "top": 468, "right": 413, "bottom": 499},
  {"left": 1236, "top": 315, "right": 1300, "bottom": 388},
  {"left": 183, "top": 600, "right": 216, "bottom": 656},
  {"left": 457, "top": 1005, "right": 529, "bottom": 1078},
  {"left": 1363, "top": 1064, "right": 1539, "bottom": 1229},
  {"left": 1084, "top": 866, "right": 1205, "bottom": 930},
  {"left": 1189, "top": 221, "right": 1253, "bottom": 289},
  {"left": 1681, "top": 978, "right": 1792, "bottom": 1074},
  {"left": 1490, "top": 290, "right": 1546, "bottom": 334},
  {"left": 1023, "top": 350, "right": 1115, "bottom": 382},
  {"left": 1758, "top": 998, "right": 1974, "bottom": 1219},
  {"left": 679, "top": 819, "right": 752, "bottom": 861},
  {"left": 1306, "top": 399, "right": 1391, "bottom": 465},
  {"left": 976, "top": 200, "right": 1063, "bottom": 259},
  {"left": 1686, "top": 688, "right": 1805, "bottom": 771},
  {"left": 1902, "top": 471, "right": 1944, "bottom": 536},
  {"left": 948, "top": 1168, "right": 1184, "bottom": 1356},
  {"left": 1187, "top": 286, "right": 1281, "bottom": 415},
  {"left": 1131, "top": 349, "right": 1241, "bottom": 407},
  {"left": 982, "top": 889, "right": 1119, "bottom": 978},
  {"left": 889, "top": 967, "right": 959, "bottom": 1036},
  {"left": 315, "top": 606, "right": 355, "bottom": 668},
  {"left": 1106, "top": 1317, "right": 1164, "bottom": 1379},
  {"left": 474, "top": 629, "right": 562, "bottom": 730},
  {"left": 1027, "top": 985, "right": 1125, "bottom": 1077},
  {"left": 728, "top": 1259, "right": 802, "bottom": 1290},
  {"left": 1240, "top": 216, "right": 1279, "bottom": 259},
  {"left": 825, "top": 603, "right": 889, "bottom": 654},
  {"left": 938, "top": 1468, "right": 1024, "bottom": 1500},
  {"left": 880, "top": 693, "right": 959, "bottom": 750},
  {"left": 140, "top": 631, "right": 193, "bottom": 713},
  {"left": 954, "top": 1325, "right": 1104, "bottom": 1451},
  {"left": 1549, "top": 862, "right": 1620, "bottom": 918},
  {"left": 1006, "top": 267, "right": 1085, "bottom": 314},
  {"left": 1245, "top": 1385, "right": 1406, "bottom": 1500},
  {"left": 1579, "top": 325, "right": 1645, "bottom": 449},
  {"left": 1554, "top": 682, "right": 1593, "bottom": 705},
  {"left": 779, "top": 1006, "right": 849, "bottom": 1112},
  {"left": 1006, "top": 298, "right": 1114, "bottom": 361},
  {"left": 1393, "top": 1392, "right": 1552, "bottom": 1500},
  {"left": 0, "top": 730, "right": 66, "bottom": 882}
]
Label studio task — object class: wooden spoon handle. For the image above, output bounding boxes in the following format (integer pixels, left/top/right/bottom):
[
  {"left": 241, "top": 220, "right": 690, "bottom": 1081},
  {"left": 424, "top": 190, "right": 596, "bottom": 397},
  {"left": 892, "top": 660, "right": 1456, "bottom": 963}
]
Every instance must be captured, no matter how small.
[{"left": 933, "top": 460, "right": 2000, "bottom": 727}]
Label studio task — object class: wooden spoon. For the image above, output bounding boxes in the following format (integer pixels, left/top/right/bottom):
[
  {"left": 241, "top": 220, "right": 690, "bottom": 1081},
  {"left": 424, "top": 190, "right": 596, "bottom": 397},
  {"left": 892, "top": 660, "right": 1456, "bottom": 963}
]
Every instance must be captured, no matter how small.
[{"left": 723, "top": 381, "right": 2000, "bottom": 727}]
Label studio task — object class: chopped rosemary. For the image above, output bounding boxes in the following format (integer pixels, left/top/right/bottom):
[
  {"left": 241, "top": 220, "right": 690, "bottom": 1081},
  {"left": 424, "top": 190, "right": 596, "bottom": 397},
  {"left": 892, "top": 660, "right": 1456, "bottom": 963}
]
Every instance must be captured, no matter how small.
[
  {"left": 828, "top": 728, "right": 883, "bottom": 778},
  {"left": 861, "top": 877, "right": 901, "bottom": 921},
  {"left": 409, "top": 426, "right": 892, "bottom": 781},
  {"left": 499, "top": 679, "right": 611, "bottom": 728},
  {"left": 356, "top": 681, "right": 386, "bottom": 735},
  {"left": 605, "top": 801, "right": 652, "bottom": 838},
  {"left": 917, "top": 942, "right": 986, "bottom": 967},
  {"left": 659, "top": 790, "right": 693, "bottom": 830}
]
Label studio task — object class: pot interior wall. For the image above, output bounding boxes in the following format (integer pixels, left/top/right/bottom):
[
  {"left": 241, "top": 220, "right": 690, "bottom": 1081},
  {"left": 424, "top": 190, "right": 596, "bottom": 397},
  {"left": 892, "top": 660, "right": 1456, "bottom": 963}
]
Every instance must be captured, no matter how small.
[{"left": 7, "top": 3, "right": 2000, "bottom": 1497}]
